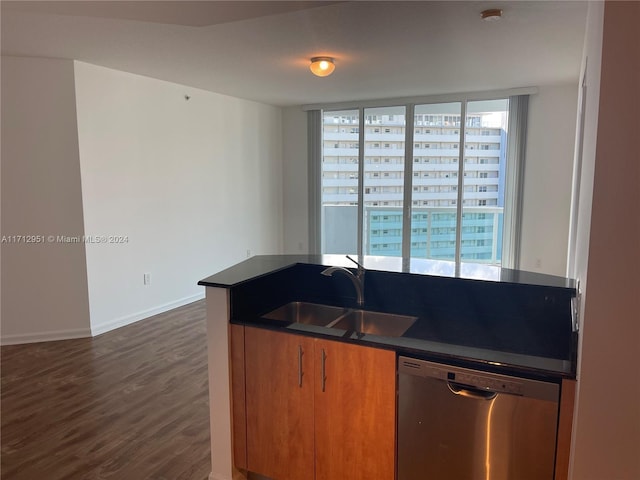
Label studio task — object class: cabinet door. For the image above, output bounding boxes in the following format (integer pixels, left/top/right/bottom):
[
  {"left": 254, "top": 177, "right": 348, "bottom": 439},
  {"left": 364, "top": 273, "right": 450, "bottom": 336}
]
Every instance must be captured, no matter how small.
[
  {"left": 314, "top": 339, "right": 396, "bottom": 480},
  {"left": 245, "top": 327, "right": 314, "bottom": 480}
]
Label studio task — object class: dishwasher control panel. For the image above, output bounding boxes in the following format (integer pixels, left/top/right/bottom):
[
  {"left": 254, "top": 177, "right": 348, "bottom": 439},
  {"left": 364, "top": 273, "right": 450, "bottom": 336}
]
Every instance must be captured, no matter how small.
[
  {"left": 398, "top": 356, "right": 559, "bottom": 401},
  {"left": 450, "top": 370, "right": 523, "bottom": 395}
]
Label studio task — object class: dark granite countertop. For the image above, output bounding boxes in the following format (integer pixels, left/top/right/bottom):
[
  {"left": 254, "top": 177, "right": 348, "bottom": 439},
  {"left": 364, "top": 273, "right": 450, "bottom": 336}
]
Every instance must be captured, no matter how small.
[
  {"left": 199, "top": 255, "right": 577, "bottom": 381},
  {"left": 198, "top": 254, "right": 577, "bottom": 290}
]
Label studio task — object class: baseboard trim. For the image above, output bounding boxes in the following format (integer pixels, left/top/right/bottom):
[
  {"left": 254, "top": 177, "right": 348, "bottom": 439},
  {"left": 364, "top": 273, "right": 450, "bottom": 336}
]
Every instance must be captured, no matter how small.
[
  {"left": 0, "top": 293, "right": 205, "bottom": 346},
  {"left": 1, "top": 327, "right": 92, "bottom": 346},
  {"left": 90, "top": 293, "right": 205, "bottom": 337},
  {"left": 209, "top": 473, "right": 230, "bottom": 480}
]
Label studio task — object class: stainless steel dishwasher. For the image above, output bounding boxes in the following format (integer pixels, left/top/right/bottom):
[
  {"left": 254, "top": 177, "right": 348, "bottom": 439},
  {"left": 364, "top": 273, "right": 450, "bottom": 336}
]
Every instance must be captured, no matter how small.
[{"left": 398, "top": 356, "right": 560, "bottom": 480}]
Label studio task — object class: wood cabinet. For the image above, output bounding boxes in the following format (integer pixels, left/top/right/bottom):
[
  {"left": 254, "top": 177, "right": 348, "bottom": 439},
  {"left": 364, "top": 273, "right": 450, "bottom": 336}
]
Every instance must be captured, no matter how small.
[
  {"left": 554, "top": 378, "right": 577, "bottom": 480},
  {"left": 314, "top": 337, "right": 396, "bottom": 480},
  {"left": 242, "top": 326, "right": 396, "bottom": 480},
  {"left": 244, "top": 327, "right": 315, "bottom": 480}
]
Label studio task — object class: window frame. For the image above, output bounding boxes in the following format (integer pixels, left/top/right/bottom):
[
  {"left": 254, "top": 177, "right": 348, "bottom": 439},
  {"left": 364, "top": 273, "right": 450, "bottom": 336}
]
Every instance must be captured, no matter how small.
[{"left": 307, "top": 88, "right": 533, "bottom": 269}]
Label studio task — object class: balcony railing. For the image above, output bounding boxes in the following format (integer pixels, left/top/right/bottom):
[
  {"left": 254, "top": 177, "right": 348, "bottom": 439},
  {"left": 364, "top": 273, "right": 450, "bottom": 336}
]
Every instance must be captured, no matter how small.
[{"left": 322, "top": 204, "right": 503, "bottom": 265}]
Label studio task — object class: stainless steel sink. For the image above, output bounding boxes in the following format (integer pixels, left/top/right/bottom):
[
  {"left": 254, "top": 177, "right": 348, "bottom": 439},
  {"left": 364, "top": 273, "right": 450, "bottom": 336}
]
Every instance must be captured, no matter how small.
[
  {"left": 261, "top": 302, "right": 347, "bottom": 326},
  {"left": 262, "top": 301, "right": 417, "bottom": 338},
  {"left": 327, "top": 310, "right": 417, "bottom": 337}
]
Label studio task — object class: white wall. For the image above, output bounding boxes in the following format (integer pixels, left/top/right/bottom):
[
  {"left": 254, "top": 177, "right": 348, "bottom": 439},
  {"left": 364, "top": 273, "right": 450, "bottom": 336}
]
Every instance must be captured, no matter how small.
[
  {"left": 569, "top": 2, "right": 640, "bottom": 479},
  {"left": 520, "top": 84, "right": 578, "bottom": 275},
  {"left": 74, "top": 62, "right": 283, "bottom": 334},
  {"left": 1, "top": 56, "right": 91, "bottom": 344},
  {"left": 281, "top": 87, "right": 578, "bottom": 275},
  {"left": 282, "top": 107, "right": 309, "bottom": 254}
]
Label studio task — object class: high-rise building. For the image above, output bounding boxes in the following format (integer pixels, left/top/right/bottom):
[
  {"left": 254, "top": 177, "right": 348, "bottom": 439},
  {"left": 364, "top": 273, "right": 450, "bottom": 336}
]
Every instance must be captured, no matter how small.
[{"left": 321, "top": 102, "right": 508, "bottom": 264}]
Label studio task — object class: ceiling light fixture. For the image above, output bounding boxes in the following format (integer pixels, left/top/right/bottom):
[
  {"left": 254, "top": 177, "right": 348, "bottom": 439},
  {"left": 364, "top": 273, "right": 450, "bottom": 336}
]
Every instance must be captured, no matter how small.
[
  {"left": 309, "top": 57, "right": 335, "bottom": 77},
  {"left": 480, "top": 8, "right": 503, "bottom": 21}
]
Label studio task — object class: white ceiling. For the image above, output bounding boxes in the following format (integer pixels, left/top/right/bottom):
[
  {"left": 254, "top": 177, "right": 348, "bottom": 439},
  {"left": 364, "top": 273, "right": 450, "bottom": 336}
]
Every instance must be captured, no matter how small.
[{"left": 1, "top": 1, "right": 588, "bottom": 107}]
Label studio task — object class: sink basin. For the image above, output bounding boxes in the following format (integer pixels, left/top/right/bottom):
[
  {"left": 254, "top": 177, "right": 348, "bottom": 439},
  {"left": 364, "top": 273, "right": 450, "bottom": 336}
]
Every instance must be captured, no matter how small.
[
  {"left": 327, "top": 310, "right": 417, "bottom": 337},
  {"left": 262, "top": 302, "right": 417, "bottom": 338},
  {"left": 262, "top": 302, "right": 348, "bottom": 326}
]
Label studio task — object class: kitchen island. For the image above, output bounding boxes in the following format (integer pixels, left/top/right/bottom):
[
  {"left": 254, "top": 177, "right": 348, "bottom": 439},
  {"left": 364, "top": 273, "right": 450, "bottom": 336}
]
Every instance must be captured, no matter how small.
[{"left": 198, "top": 254, "right": 578, "bottom": 480}]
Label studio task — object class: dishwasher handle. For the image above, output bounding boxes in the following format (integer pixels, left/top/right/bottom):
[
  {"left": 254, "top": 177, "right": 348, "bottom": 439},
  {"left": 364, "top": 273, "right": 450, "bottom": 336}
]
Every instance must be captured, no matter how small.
[
  {"left": 398, "top": 356, "right": 560, "bottom": 402},
  {"left": 447, "top": 381, "right": 498, "bottom": 400}
]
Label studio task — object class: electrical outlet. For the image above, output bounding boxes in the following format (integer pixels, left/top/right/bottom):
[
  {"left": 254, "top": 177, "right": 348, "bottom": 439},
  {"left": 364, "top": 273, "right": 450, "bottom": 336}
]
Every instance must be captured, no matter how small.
[
  {"left": 144, "top": 273, "right": 151, "bottom": 285},
  {"left": 246, "top": 249, "right": 251, "bottom": 258},
  {"left": 535, "top": 258, "right": 542, "bottom": 268}
]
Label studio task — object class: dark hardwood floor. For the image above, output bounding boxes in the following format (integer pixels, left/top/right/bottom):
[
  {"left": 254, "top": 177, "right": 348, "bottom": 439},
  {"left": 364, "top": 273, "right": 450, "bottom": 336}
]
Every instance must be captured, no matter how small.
[{"left": 1, "top": 300, "right": 211, "bottom": 480}]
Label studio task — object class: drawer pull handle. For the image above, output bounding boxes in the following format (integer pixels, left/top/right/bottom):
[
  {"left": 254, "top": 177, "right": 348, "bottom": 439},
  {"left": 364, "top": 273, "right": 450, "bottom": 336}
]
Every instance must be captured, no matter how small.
[
  {"left": 321, "top": 348, "right": 327, "bottom": 392},
  {"left": 298, "top": 345, "right": 303, "bottom": 387}
]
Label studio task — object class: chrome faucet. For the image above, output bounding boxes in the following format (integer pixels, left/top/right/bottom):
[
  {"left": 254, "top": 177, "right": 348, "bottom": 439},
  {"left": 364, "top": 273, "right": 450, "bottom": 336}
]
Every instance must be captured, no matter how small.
[{"left": 321, "top": 255, "right": 365, "bottom": 306}]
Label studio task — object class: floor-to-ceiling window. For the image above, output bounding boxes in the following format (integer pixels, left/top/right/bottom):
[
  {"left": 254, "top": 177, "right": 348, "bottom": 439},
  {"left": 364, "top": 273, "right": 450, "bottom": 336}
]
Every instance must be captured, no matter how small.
[{"left": 317, "top": 94, "right": 524, "bottom": 268}]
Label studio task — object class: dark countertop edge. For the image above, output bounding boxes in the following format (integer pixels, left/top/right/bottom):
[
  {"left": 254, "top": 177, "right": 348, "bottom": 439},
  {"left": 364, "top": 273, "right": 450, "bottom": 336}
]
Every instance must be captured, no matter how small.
[
  {"left": 197, "top": 255, "right": 305, "bottom": 288},
  {"left": 198, "top": 254, "right": 577, "bottom": 292},
  {"left": 233, "top": 317, "right": 576, "bottom": 381}
]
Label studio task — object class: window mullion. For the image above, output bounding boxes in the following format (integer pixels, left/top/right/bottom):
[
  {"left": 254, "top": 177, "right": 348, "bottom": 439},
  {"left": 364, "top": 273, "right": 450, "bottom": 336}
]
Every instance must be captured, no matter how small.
[
  {"left": 401, "top": 104, "right": 415, "bottom": 260},
  {"left": 357, "top": 107, "right": 365, "bottom": 257},
  {"left": 308, "top": 110, "right": 322, "bottom": 254},
  {"left": 454, "top": 101, "right": 467, "bottom": 271}
]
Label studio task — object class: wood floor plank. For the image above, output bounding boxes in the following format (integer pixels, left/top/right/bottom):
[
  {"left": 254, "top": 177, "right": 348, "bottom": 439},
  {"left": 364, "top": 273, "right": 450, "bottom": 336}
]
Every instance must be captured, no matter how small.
[{"left": 1, "top": 300, "right": 211, "bottom": 480}]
